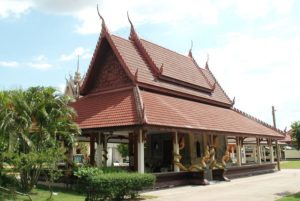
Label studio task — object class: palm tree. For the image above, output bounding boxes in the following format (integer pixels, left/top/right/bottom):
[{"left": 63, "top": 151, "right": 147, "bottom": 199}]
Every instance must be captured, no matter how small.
[{"left": 0, "top": 87, "right": 80, "bottom": 193}]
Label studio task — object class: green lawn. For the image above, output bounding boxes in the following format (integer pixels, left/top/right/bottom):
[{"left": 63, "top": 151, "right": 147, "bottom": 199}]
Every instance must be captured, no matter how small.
[
  {"left": 0, "top": 187, "right": 85, "bottom": 201},
  {"left": 277, "top": 192, "right": 300, "bottom": 201},
  {"left": 281, "top": 160, "right": 300, "bottom": 169},
  {"left": 277, "top": 160, "right": 300, "bottom": 200},
  {"left": 0, "top": 187, "right": 156, "bottom": 201}
]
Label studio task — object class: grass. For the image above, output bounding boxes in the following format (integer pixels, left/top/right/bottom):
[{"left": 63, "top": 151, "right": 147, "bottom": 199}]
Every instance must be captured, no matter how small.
[
  {"left": 277, "top": 160, "right": 300, "bottom": 201},
  {"left": 277, "top": 192, "right": 300, "bottom": 201},
  {"left": 0, "top": 186, "right": 85, "bottom": 201},
  {"left": 281, "top": 160, "right": 300, "bottom": 169},
  {"left": 0, "top": 186, "right": 157, "bottom": 201}
]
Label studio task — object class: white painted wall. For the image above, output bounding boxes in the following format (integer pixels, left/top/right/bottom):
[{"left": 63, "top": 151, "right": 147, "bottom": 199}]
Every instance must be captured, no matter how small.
[{"left": 285, "top": 150, "right": 300, "bottom": 159}]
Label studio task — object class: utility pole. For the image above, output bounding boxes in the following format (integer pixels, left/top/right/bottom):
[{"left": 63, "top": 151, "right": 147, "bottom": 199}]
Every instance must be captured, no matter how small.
[
  {"left": 272, "top": 106, "right": 281, "bottom": 171},
  {"left": 272, "top": 106, "right": 277, "bottom": 129}
]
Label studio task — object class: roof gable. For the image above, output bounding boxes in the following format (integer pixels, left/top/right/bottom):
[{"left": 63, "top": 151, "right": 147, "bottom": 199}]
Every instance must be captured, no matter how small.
[{"left": 80, "top": 16, "right": 232, "bottom": 106}]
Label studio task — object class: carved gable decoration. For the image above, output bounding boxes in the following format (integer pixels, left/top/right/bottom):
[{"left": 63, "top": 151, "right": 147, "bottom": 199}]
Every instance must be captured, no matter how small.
[{"left": 91, "top": 49, "right": 132, "bottom": 93}]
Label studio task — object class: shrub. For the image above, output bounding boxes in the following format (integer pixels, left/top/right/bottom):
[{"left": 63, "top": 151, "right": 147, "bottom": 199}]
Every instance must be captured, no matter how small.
[
  {"left": 100, "top": 167, "right": 127, "bottom": 174},
  {"left": 74, "top": 167, "right": 103, "bottom": 179},
  {"left": 85, "top": 173, "right": 155, "bottom": 201},
  {"left": 0, "top": 172, "right": 18, "bottom": 188},
  {"left": 73, "top": 167, "right": 103, "bottom": 193}
]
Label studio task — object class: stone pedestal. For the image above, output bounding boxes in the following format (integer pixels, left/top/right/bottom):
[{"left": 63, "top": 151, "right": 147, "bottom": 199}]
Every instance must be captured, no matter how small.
[
  {"left": 204, "top": 169, "right": 213, "bottom": 181},
  {"left": 212, "top": 169, "right": 230, "bottom": 181}
]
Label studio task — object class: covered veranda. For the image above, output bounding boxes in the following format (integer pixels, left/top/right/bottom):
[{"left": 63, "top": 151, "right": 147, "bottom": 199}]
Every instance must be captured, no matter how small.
[{"left": 71, "top": 87, "right": 284, "bottom": 186}]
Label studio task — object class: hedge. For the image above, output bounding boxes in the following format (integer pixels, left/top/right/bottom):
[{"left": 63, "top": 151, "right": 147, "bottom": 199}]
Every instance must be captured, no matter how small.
[
  {"left": 85, "top": 173, "right": 155, "bottom": 201},
  {"left": 73, "top": 167, "right": 127, "bottom": 193}
]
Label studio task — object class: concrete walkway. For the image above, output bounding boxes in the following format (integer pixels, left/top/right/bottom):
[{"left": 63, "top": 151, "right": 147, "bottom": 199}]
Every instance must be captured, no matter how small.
[{"left": 142, "top": 169, "right": 300, "bottom": 201}]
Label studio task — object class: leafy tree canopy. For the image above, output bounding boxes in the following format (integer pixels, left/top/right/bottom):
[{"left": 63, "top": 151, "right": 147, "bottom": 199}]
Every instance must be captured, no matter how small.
[
  {"left": 291, "top": 121, "right": 300, "bottom": 150},
  {"left": 117, "top": 144, "right": 129, "bottom": 158}
]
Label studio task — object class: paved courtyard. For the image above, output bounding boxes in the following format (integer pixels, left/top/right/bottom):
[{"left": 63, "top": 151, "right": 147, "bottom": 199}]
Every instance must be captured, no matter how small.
[{"left": 143, "top": 169, "right": 300, "bottom": 201}]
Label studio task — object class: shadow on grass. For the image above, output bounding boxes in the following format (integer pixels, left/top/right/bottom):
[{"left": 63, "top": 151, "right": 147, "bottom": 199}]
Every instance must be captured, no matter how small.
[
  {"left": 277, "top": 191, "right": 300, "bottom": 201},
  {"left": 36, "top": 184, "right": 84, "bottom": 196},
  {"left": 275, "top": 191, "right": 294, "bottom": 197}
]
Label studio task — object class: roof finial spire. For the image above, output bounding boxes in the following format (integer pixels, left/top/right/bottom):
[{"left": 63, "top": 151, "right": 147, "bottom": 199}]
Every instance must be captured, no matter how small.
[
  {"left": 188, "top": 40, "right": 193, "bottom": 57},
  {"left": 205, "top": 53, "right": 210, "bottom": 69},
  {"left": 127, "top": 11, "right": 138, "bottom": 40},
  {"left": 74, "top": 55, "right": 81, "bottom": 84},
  {"left": 97, "top": 4, "right": 108, "bottom": 36},
  {"left": 76, "top": 55, "right": 80, "bottom": 73}
]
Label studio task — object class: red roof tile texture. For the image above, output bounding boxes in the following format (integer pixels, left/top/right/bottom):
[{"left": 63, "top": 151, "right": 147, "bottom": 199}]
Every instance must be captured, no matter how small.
[
  {"left": 110, "top": 35, "right": 232, "bottom": 106},
  {"left": 141, "top": 90, "right": 283, "bottom": 138},
  {"left": 140, "top": 39, "right": 211, "bottom": 90},
  {"left": 71, "top": 89, "right": 139, "bottom": 129}
]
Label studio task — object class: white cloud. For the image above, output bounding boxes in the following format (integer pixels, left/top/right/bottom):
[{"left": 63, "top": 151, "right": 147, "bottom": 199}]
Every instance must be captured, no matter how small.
[
  {"left": 60, "top": 47, "right": 92, "bottom": 61},
  {"left": 0, "top": 0, "right": 33, "bottom": 18},
  {"left": 27, "top": 55, "right": 53, "bottom": 70},
  {"left": 194, "top": 32, "right": 300, "bottom": 129},
  {"left": 215, "top": 0, "right": 294, "bottom": 20},
  {"left": 0, "top": 0, "right": 219, "bottom": 34},
  {"left": 27, "top": 62, "right": 52, "bottom": 70},
  {"left": 0, "top": 56, "right": 53, "bottom": 70},
  {"left": 1, "top": 0, "right": 294, "bottom": 34},
  {"left": 75, "top": 0, "right": 219, "bottom": 34},
  {"left": 0, "top": 61, "right": 19, "bottom": 68}
]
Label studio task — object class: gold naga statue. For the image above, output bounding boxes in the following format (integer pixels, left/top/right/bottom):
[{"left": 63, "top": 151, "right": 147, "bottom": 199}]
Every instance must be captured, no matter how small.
[{"left": 173, "top": 145, "right": 230, "bottom": 172}]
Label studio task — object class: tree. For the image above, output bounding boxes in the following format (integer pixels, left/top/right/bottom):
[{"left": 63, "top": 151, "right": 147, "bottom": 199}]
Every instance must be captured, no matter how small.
[
  {"left": 291, "top": 121, "right": 300, "bottom": 150},
  {"left": 117, "top": 144, "right": 129, "bottom": 159},
  {"left": 0, "top": 87, "right": 80, "bottom": 193}
]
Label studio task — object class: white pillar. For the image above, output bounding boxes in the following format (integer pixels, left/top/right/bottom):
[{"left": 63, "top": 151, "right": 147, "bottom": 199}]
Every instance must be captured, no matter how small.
[
  {"left": 263, "top": 146, "right": 266, "bottom": 162},
  {"left": 269, "top": 139, "right": 274, "bottom": 163},
  {"left": 257, "top": 138, "right": 262, "bottom": 165},
  {"left": 253, "top": 146, "right": 257, "bottom": 163},
  {"left": 96, "top": 134, "right": 103, "bottom": 167},
  {"left": 137, "top": 129, "right": 145, "bottom": 173},
  {"left": 173, "top": 132, "right": 180, "bottom": 172},
  {"left": 236, "top": 137, "right": 242, "bottom": 167}
]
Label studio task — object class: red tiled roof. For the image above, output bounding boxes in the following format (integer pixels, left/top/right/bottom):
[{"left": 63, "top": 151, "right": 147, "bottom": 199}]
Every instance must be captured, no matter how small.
[
  {"left": 140, "top": 39, "right": 212, "bottom": 90},
  {"left": 281, "top": 129, "right": 292, "bottom": 142},
  {"left": 71, "top": 89, "right": 139, "bottom": 129},
  {"left": 140, "top": 90, "right": 283, "bottom": 138},
  {"left": 110, "top": 35, "right": 232, "bottom": 106}
]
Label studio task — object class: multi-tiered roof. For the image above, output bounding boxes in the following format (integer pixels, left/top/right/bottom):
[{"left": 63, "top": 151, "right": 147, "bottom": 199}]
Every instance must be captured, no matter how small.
[{"left": 71, "top": 14, "right": 283, "bottom": 139}]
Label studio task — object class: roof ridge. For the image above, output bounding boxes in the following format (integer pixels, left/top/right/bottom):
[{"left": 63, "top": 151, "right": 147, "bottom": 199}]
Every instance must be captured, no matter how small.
[
  {"left": 140, "top": 38, "right": 204, "bottom": 66},
  {"left": 204, "top": 65, "right": 233, "bottom": 105},
  {"left": 233, "top": 107, "right": 284, "bottom": 135},
  {"left": 133, "top": 86, "right": 147, "bottom": 124},
  {"left": 77, "top": 86, "right": 133, "bottom": 101},
  {"left": 188, "top": 53, "right": 215, "bottom": 89},
  {"left": 127, "top": 17, "right": 161, "bottom": 76}
]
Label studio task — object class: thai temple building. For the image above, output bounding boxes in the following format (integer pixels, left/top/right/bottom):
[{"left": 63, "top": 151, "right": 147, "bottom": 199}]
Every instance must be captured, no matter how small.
[{"left": 70, "top": 13, "right": 284, "bottom": 186}]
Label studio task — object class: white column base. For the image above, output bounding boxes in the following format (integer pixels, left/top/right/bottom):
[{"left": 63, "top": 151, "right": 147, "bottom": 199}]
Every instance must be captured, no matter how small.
[{"left": 137, "top": 129, "right": 145, "bottom": 173}]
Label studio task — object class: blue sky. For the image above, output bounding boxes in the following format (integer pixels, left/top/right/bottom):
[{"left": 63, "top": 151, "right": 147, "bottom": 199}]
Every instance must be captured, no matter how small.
[{"left": 0, "top": 0, "right": 299, "bottom": 130}]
